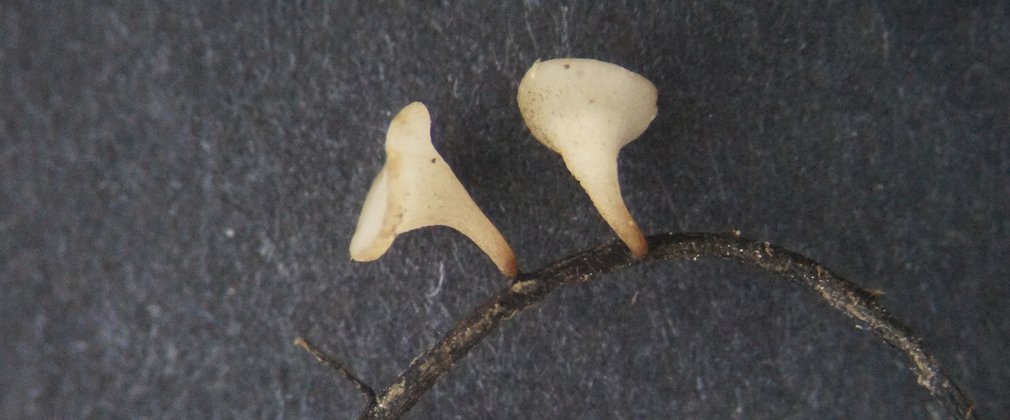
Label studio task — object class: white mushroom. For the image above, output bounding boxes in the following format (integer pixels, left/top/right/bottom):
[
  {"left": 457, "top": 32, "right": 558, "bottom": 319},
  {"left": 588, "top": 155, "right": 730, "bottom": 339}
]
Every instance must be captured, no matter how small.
[
  {"left": 517, "top": 58, "right": 657, "bottom": 258},
  {"left": 349, "top": 102, "right": 518, "bottom": 278}
]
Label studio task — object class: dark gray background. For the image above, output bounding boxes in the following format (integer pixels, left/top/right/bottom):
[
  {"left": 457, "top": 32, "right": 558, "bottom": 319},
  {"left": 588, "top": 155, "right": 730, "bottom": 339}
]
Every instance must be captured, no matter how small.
[{"left": 2, "top": 1, "right": 1007, "bottom": 419}]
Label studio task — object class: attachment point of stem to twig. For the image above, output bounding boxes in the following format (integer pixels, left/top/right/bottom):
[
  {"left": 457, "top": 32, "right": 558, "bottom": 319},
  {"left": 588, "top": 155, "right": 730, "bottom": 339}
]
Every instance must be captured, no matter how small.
[{"left": 294, "top": 337, "right": 377, "bottom": 407}]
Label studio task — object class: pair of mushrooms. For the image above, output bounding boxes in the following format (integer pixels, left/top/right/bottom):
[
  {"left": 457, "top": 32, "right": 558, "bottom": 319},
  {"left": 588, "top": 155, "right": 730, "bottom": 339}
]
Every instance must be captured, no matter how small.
[{"left": 349, "top": 58, "right": 658, "bottom": 278}]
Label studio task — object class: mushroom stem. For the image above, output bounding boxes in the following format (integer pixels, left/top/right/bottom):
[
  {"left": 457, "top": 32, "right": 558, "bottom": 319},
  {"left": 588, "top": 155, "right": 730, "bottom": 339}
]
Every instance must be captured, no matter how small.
[{"left": 562, "top": 150, "right": 647, "bottom": 258}]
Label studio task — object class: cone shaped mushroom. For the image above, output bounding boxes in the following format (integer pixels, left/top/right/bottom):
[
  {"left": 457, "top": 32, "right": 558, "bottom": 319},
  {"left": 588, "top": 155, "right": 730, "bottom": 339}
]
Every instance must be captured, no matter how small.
[
  {"left": 517, "top": 58, "right": 657, "bottom": 258},
  {"left": 349, "top": 102, "right": 518, "bottom": 278}
]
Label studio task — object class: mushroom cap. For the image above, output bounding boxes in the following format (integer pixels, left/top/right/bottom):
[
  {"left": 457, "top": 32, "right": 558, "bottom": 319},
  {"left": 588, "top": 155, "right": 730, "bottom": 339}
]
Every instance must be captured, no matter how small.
[
  {"left": 517, "top": 58, "right": 657, "bottom": 258},
  {"left": 517, "top": 58, "right": 658, "bottom": 155},
  {"left": 349, "top": 166, "right": 396, "bottom": 260},
  {"left": 350, "top": 102, "right": 518, "bottom": 277}
]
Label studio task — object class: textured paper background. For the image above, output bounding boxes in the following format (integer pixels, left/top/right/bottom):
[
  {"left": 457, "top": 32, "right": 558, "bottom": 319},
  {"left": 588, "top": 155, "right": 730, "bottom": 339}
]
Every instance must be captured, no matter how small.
[{"left": 2, "top": 1, "right": 1007, "bottom": 418}]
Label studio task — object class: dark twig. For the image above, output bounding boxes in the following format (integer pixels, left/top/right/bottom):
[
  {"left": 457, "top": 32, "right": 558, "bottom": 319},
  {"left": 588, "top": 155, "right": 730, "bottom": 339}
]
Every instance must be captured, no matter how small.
[
  {"left": 311, "top": 232, "right": 976, "bottom": 419},
  {"left": 294, "top": 337, "right": 377, "bottom": 408}
]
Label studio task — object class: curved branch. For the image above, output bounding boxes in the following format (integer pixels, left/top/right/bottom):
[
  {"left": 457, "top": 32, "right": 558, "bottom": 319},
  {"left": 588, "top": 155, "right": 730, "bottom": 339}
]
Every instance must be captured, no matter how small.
[
  {"left": 308, "top": 232, "right": 976, "bottom": 419},
  {"left": 294, "top": 337, "right": 377, "bottom": 406}
]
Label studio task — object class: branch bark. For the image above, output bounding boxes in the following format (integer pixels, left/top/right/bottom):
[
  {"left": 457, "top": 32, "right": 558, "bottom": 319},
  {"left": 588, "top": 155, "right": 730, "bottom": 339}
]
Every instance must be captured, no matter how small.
[{"left": 304, "top": 232, "right": 977, "bottom": 419}]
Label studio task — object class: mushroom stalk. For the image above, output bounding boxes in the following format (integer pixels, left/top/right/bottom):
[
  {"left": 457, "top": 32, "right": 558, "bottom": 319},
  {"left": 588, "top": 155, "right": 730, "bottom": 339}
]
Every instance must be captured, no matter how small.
[{"left": 561, "top": 146, "right": 647, "bottom": 257}]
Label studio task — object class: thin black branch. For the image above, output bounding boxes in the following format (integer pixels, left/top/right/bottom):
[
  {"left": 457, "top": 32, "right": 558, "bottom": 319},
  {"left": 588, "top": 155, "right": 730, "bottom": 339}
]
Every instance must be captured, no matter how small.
[
  {"left": 294, "top": 337, "right": 377, "bottom": 408},
  {"left": 311, "top": 232, "right": 977, "bottom": 419}
]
